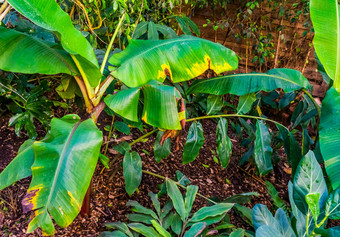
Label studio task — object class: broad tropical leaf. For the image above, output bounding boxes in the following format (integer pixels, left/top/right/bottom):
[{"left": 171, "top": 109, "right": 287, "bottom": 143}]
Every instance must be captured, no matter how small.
[
  {"left": 182, "top": 122, "right": 205, "bottom": 164},
  {"left": 187, "top": 68, "right": 310, "bottom": 96},
  {"left": 319, "top": 87, "right": 340, "bottom": 189},
  {"left": 237, "top": 93, "right": 257, "bottom": 114},
  {"left": 0, "top": 139, "right": 34, "bottom": 190},
  {"left": 254, "top": 120, "right": 273, "bottom": 176},
  {"left": 7, "top": 0, "right": 97, "bottom": 65},
  {"left": 0, "top": 27, "right": 78, "bottom": 76},
  {"left": 21, "top": 115, "right": 102, "bottom": 235},
  {"left": 310, "top": 0, "right": 340, "bottom": 91},
  {"left": 142, "top": 83, "right": 181, "bottom": 130},
  {"left": 293, "top": 151, "right": 328, "bottom": 215},
  {"left": 123, "top": 151, "right": 142, "bottom": 196},
  {"left": 109, "top": 35, "right": 238, "bottom": 87},
  {"left": 216, "top": 118, "right": 232, "bottom": 168},
  {"left": 207, "top": 95, "right": 224, "bottom": 115},
  {"left": 104, "top": 88, "right": 140, "bottom": 122}
]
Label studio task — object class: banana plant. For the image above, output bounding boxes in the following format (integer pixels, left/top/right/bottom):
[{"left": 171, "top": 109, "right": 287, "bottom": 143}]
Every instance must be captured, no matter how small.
[{"left": 0, "top": 0, "right": 239, "bottom": 234}]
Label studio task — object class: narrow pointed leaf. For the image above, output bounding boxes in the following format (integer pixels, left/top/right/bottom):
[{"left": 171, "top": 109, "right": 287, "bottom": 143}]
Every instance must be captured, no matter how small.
[
  {"left": 127, "top": 223, "right": 161, "bottom": 237},
  {"left": 216, "top": 118, "right": 232, "bottom": 168},
  {"left": 293, "top": 151, "right": 328, "bottom": 215},
  {"left": 166, "top": 179, "right": 186, "bottom": 222},
  {"left": 183, "top": 122, "right": 205, "bottom": 164},
  {"left": 142, "top": 84, "right": 181, "bottom": 130},
  {"left": 0, "top": 27, "right": 78, "bottom": 76},
  {"left": 254, "top": 120, "right": 273, "bottom": 176},
  {"left": 123, "top": 152, "right": 142, "bottom": 196},
  {"left": 187, "top": 69, "right": 310, "bottom": 96},
  {"left": 155, "top": 24, "right": 178, "bottom": 39},
  {"left": 148, "top": 192, "right": 161, "bottom": 217},
  {"left": 126, "top": 200, "right": 158, "bottom": 219},
  {"left": 148, "top": 22, "right": 159, "bottom": 40},
  {"left": 100, "top": 231, "right": 127, "bottom": 237},
  {"left": 154, "top": 131, "right": 171, "bottom": 163},
  {"left": 151, "top": 220, "right": 171, "bottom": 237},
  {"left": 319, "top": 87, "right": 340, "bottom": 189},
  {"left": 184, "top": 222, "right": 207, "bottom": 237},
  {"left": 237, "top": 93, "right": 256, "bottom": 115},
  {"left": 189, "top": 203, "right": 234, "bottom": 223},
  {"left": 184, "top": 185, "right": 199, "bottom": 218},
  {"left": 0, "top": 139, "right": 34, "bottom": 190},
  {"left": 109, "top": 35, "right": 238, "bottom": 87},
  {"left": 22, "top": 115, "right": 102, "bottom": 235},
  {"left": 105, "top": 222, "right": 133, "bottom": 237},
  {"left": 310, "top": 0, "right": 340, "bottom": 91}
]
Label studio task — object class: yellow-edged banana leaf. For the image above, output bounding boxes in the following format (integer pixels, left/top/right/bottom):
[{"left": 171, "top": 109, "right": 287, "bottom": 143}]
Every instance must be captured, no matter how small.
[
  {"left": 109, "top": 35, "right": 238, "bottom": 87},
  {"left": 7, "top": 0, "right": 101, "bottom": 87},
  {"left": 319, "top": 87, "right": 340, "bottom": 189},
  {"left": 0, "top": 27, "right": 79, "bottom": 76},
  {"left": 21, "top": 115, "right": 102, "bottom": 235},
  {"left": 187, "top": 68, "right": 310, "bottom": 95},
  {"left": 310, "top": 0, "right": 340, "bottom": 91}
]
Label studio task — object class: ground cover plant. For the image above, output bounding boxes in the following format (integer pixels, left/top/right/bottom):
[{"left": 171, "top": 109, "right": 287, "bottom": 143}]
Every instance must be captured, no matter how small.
[{"left": 0, "top": 0, "right": 339, "bottom": 236}]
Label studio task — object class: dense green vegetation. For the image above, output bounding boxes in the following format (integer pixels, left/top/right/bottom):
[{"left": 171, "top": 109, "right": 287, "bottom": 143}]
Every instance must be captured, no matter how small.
[{"left": 0, "top": 0, "right": 339, "bottom": 236}]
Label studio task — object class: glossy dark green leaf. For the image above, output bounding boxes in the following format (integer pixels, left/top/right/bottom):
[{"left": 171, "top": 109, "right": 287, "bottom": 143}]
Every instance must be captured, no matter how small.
[
  {"left": 176, "top": 170, "right": 191, "bottom": 186},
  {"left": 154, "top": 131, "right": 171, "bottom": 163},
  {"left": 183, "top": 122, "right": 205, "bottom": 164},
  {"left": 166, "top": 179, "right": 186, "bottom": 222},
  {"left": 216, "top": 118, "right": 232, "bottom": 168},
  {"left": 278, "top": 92, "right": 296, "bottom": 109},
  {"left": 183, "top": 16, "right": 200, "bottom": 36},
  {"left": 142, "top": 84, "right": 181, "bottom": 130},
  {"left": 305, "top": 193, "right": 320, "bottom": 222},
  {"left": 207, "top": 95, "right": 223, "bottom": 115},
  {"left": 319, "top": 87, "right": 340, "bottom": 189},
  {"left": 0, "top": 139, "right": 34, "bottom": 190},
  {"left": 254, "top": 120, "right": 273, "bottom": 175},
  {"left": 184, "top": 222, "right": 207, "bottom": 237},
  {"left": 234, "top": 204, "right": 253, "bottom": 226},
  {"left": 171, "top": 213, "right": 183, "bottom": 235},
  {"left": 113, "top": 142, "right": 131, "bottom": 155},
  {"left": 237, "top": 93, "right": 256, "bottom": 115},
  {"left": 293, "top": 151, "right": 328, "bottom": 215},
  {"left": 189, "top": 203, "right": 233, "bottom": 223},
  {"left": 114, "top": 121, "right": 131, "bottom": 135},
  {"left": 127, "top": 214, "right": 153, "bottom": 225},
  {"left": 175, "top": 16, "right": 192, "bottom": 35},
  {"left": 127, "top": 223, "right": 160, "bottom": 237},
  {"left": 156, "top": 24, "right": 178, "bottom": 39},
  {"left": 223, "top": 192, "right": 259, "bottom": 204},
  {"left": 184, "top": 185, "right": 198, "bottom": 218},
  {"left": 188, "top": 69, "right": 310, "bottom": 96},
  {"left": 325, "top": 187, "right": 340, "bottom": 219},
  {"left": 126, "top": 200, "right": 158, "bottom": 219},
  {"left": 104, "top": 88, "right": 140, "bottom": 122},
  {"left": 123, "top": 152, "right": 142, "bottom": 196},
  {"left": 230, "top": 228, "right": 245, "bottom": 237},
  {"left": 265, "top": 181, "right": 286, "bottom": 209}
]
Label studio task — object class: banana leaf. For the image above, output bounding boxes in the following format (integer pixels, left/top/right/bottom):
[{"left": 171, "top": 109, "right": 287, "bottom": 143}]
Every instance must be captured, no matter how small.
[
  {"left": 109, "top": 35, "right": 238, "bottom": 87},
  {"left": 21, "top": 115, "right": 102, "bottom": 235},
  {"left": 187, "top": 68, "right": 310, "bottom": 96}
]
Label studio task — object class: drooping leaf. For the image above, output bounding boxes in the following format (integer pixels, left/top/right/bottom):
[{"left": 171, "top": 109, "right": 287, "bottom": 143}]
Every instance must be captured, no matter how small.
[
  {"left": 305, "top": 193, "right": 320, "bottom": 222},
  {"left": 207, "top": 95, "right": 223, "bottom": 115},
  {"left": 237, "top": 93, "right": 257, "bottom": 115},
  {"left": 187, "top": 69, "right": 310, "bottom": 96},
  {"left": 183, "top": 122, "right": 205, "bottom": 164},
  {"left": 254, "top": 120, "right": 273, "bottom": 176},
  {"left": 184, "top": 222, "right": 207, "bottom": 237},
  {"left": 148, "top": 22, "right": 159, "bottom": 40},
  {"left": 184, "top": 185, "right": 199, "bottom": 218},
  {"left": 175, "top": 16, "right": 192, "bottom": 35},
  {"left": 216, "top": 118, "right": 232, "bottom": 168},
  {"left": 109, "top": 35, "right": 238, "bottom": 87},
  {"left": 189, "top": 203, "right": 234, "bottom": 223},
  {"left": 154, "top": 131, "right": 171, "bottom": 163},
  {"left": 319, "top": 87, "right": 340, "bottom": 189},
  {"left": 293, "top": 151, "right": 328, "bottom": 215},
  {"left": 21, "top": 115, "right": 103, "bottom": 235},
  {"left": 310, "top": 0, "right": 340, "bottom": 91},
  {"left": 166, "top": 179, "right": 186, "bottom": 222},
  {"left": 123, "top": 152, "right": 142, "bottom": 196},
  {"left": 142, "top": 84, "right": 181, "bottom": 130},
  {"left": 0, "top": 139, "right": 34, "bottom": 190},
  {"left": 104, "top": 88, "right": 140, "bottom": 122},
  {"left": 0, "top": 27, "right": 78, "bottom": 76},
  {"left": 127, "top": 223, "right": 160, "bottom": 237},
  {"left": 325, "top": 187, "right": 340, "bottom": 219}
]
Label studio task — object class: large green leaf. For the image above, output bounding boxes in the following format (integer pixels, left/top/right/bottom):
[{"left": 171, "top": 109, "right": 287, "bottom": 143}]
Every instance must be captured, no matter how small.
[
  {"left": 109, "top": 35, "right": 238, "bottom": 87},
  {"left": 216, "top": 118, "right": 232, "bottom": 168},
  {"left": 166, "top": 179, "right": 186, "bottom": 222},
  {"left": 182, "top": 122, "right": 205, "bottom": 164},
  {"left": 187, "top": 69, "right": 310, "bottom": 96},
  {"left": 123, "top": 151, "right": 142, "bottom": 196},
  {"left": 310, "top": 0, "right": 340, "bottom": 91},
  {"left": 319, "top": 87, "right": 340, "bottom": 189},
  {"left": 7, "top": 0, "right": 101, "bottom": 87},
  {"left": 0, "top": 139, "right": 34, "bottom": 190},
  {"left": 293, "top": 151, "right": 328, "bottom": 215},
  {"left": 104, "top": 88, "right": 140, "bottom": 122},
  {"left": 252, "top": 204, "right": 278, "bottom": 230},
  {"left": 184, "top": 185, "right": 199, "bottom": 218},
  {"left": 189, "top": 203, "right": 233, "bottom": 223},
  {"left": 142, "top": 83, "right": 181, "bottom": 130},
  {"left": 254, "top": 120, "right": 273, "bottom": 176},
  {"left": 237, "top": 93, "right": 257, "bottom": 115},
  {"left": 21, "top": 115, "right": 102, "bottom": 235},
  {"left": 0, "top": 27, "right": 78, "bottom": 76}
]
